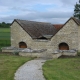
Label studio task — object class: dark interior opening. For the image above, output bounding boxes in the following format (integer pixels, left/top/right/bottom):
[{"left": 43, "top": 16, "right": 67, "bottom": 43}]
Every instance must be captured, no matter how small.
[
  {"left": 38, "top": 36, "right": 47, "bottom": 40},
  {"left": 19, "top": 42, "right": 27, "bottom": 48},
  {"left": 59, "top": 42, "right": 69, "bottom": 50}
]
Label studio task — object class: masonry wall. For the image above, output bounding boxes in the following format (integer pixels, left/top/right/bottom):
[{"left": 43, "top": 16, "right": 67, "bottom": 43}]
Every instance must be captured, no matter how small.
[
  {"left": 51, "top": 19, "right": 78, "bottom": 51},
  {"left": 11, "top": 22, "right": 55, "bottom": 53},
  {"left": 78, "top": 25, "right": 80, "bottom": 51},
  {"left": 11, "top": 19, "right": 79, "bottom": 53},
  {"left": 11, "top": 21, "right": 33, "bottom": 48}
]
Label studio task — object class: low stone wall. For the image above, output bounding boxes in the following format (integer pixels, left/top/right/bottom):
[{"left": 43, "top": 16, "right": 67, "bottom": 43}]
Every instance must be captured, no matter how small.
[
  {"left": 51, "top": 50, "right": 77, "bottom": 59},
  {"left": 1, "top": 47, "right": 23, "bottom": 53},
  {"left": 19, "top": 50, "right": 55, "bottom": 59},
  {"left": 52, "top": 52, "right": 77, "bottom": 58},
  {"left": 61, "top": 52, "right": 77, "bottom": 56},
  {"left": 52, "top": 53, "right": 62, "bottom": 59},
  {"left": 2, "top": 49, "right": 14, "bottom": 52},
  {"left": 2, "top": 47, "right": 77, "bottom": 59},
  {"left": 19, "top": 52, "right": 43, "bottom": 58}
]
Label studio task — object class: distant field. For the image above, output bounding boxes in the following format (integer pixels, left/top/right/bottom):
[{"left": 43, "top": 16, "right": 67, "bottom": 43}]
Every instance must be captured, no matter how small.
[
  {"left": 0, "top": 28, "right": 10, "bottom": 32},
  {"left": 0, "top": 28, "right": 11, "bottom": 50},
  {"left": 0, "top": 33, "right": 10, "bottom": 40}
]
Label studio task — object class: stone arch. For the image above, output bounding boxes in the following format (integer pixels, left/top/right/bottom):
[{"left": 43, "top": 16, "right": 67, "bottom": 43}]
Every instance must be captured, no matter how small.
[
  {"left": 19, "top": 42, "right": 27, "bottom": 48},
  {"left": 59, "top": 42, "right": 69, "bottom": 50}
]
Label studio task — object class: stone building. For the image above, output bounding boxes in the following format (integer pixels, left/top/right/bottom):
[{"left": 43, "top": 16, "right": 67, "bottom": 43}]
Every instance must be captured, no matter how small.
[{"left": 10, "top": 17, "right": 80, "bottom": 54}]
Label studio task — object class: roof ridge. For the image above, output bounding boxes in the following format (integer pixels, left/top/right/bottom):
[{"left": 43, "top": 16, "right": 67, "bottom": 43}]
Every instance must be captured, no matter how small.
[
  {"left": 15, "top": 19, "right": 51, "bottom": 24},
  {"left": 70, "top": 17, "right": 80, "bottom": 25}
]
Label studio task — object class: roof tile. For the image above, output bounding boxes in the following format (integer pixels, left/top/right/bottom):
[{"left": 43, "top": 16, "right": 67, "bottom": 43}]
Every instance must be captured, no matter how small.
[{"left": 14, "top": 19, "right": 58, "bottom": 39}]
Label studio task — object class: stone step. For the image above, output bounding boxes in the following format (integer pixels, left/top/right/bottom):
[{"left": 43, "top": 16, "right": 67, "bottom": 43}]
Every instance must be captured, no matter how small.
[
  {"left": 40, "top": 53, "right": 53, "bottom": 59},
  {"left": 52, "top": 53, "right": 62, "bottom": 59},
  {"left": 40, "top": 53, "right": 62, "bottom": 59}
]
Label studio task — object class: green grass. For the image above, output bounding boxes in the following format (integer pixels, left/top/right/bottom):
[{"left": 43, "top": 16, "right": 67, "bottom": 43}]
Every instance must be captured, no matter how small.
[
  {"left": 0, "top": 28, "right": 10, "bottom": 32},
  {"left": 0, "top": 28, "right": 11, "bottom": 50},
  {"left": 0, "top": 28, "right": 10, "bottom": 40},
  {"left": 43, "top": 57, "right": 80, "bottom": 80},
  {"left": 0, "top": 40, "right": 11, "bottom": 51},
  {"left": 0, "top": 54, "right": 32, "bottom": 80},
  {"left": 0, "top": 32, "right": 10, "bottom": 36}
]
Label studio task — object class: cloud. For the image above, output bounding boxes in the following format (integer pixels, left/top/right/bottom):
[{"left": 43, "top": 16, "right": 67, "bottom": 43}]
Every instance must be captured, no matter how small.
[
  {"left": 0, "top": 10, "right": 73, "bottom": 24},
  {"left": 0, "top": 0, "right": 78, "bottom": 23},
  {"left": 61, "top": 0, "right": 78, "bottom": 6}
]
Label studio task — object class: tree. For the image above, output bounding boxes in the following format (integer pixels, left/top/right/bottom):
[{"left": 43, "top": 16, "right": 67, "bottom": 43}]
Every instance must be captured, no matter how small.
[
  {"left": 74, "top": 0, "right": 80, "bottom": 19},
  {"left": 0, "top": 22, "right": 11, "bottom": 28},
  {"left": 2, "top": 22, "right": 6, "bottom": 27}
]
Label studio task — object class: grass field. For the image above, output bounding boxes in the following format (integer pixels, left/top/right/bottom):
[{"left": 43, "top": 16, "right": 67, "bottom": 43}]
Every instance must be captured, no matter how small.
[
  {"left": 0, "top": 54, "right": 32, "bottom": 80},
  {"left": 43, "top": 57, "right": 80, "bottom": 80},
  {"left": 0, "top": 28, "right": 10, "bottom": 50},
  {"left": 0, "top": 28, "right": 10, "bottom": 32}
]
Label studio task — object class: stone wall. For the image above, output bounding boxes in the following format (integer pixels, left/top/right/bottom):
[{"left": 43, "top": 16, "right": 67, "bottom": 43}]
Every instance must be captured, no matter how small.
[
  {"left": 78, "top": 25, "right": 80, "bottom": 52},
  {"left": 11, "top": 21, "right": 55, "bottom": 53},
  {"left": 11, "top": 21, "right": 33, "bottom": 48},
  {"left": 51, "top": 19, "right": 78, "bottom": 51},
  {"left": 11, "top": 18, "right": 79, "bottom": 54},
  {"left": 19, "top": 52, "right": 77, "bottom": 58}
]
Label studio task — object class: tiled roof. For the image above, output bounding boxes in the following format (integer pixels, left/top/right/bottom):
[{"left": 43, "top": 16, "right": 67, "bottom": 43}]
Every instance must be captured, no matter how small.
[
  {"left": 14, "top": 19, "right": 58, "bottom": 39},
  {"left": 53, "top": 24, "right": 63, "bottom": 31},
  {"left": 12, "top": 17, "right": 80, "bottom": 40}
]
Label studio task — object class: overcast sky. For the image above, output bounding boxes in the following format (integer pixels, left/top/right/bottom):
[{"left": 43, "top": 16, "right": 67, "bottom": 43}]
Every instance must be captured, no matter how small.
[{"left": 0, "top": 0, "right": 78, "bottom": 24}]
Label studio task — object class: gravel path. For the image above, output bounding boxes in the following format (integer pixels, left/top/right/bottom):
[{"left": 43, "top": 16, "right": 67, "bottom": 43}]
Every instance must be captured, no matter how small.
[{"left": 14, "top": 59, "right": 46, "bottom": 80}]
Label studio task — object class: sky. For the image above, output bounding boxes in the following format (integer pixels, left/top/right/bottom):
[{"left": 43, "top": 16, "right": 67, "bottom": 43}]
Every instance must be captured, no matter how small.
[{"left": 0, "top": 0, "right": 78, "bottom": 24}]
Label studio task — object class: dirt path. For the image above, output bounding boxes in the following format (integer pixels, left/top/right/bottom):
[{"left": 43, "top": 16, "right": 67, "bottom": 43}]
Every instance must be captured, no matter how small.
[{"left": 14, "top": 59, "right": 46, "bottom": 80}]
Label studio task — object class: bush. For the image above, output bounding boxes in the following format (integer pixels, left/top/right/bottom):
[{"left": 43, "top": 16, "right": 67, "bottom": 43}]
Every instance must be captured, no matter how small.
[
  {"left": 77, "top": 52, "right": 80, "bottom": 56},
  {"left": 13, "top": 51, "right": 19, "bottom": 55}
]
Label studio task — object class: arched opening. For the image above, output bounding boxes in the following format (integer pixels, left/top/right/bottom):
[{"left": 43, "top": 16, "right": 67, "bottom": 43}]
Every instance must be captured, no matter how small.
[
  {"left": 59, "top": 42, "right": 69, "bottom": 50},
  {"left": 19, "top": 42, "right": 27, "bottom": 48}
]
